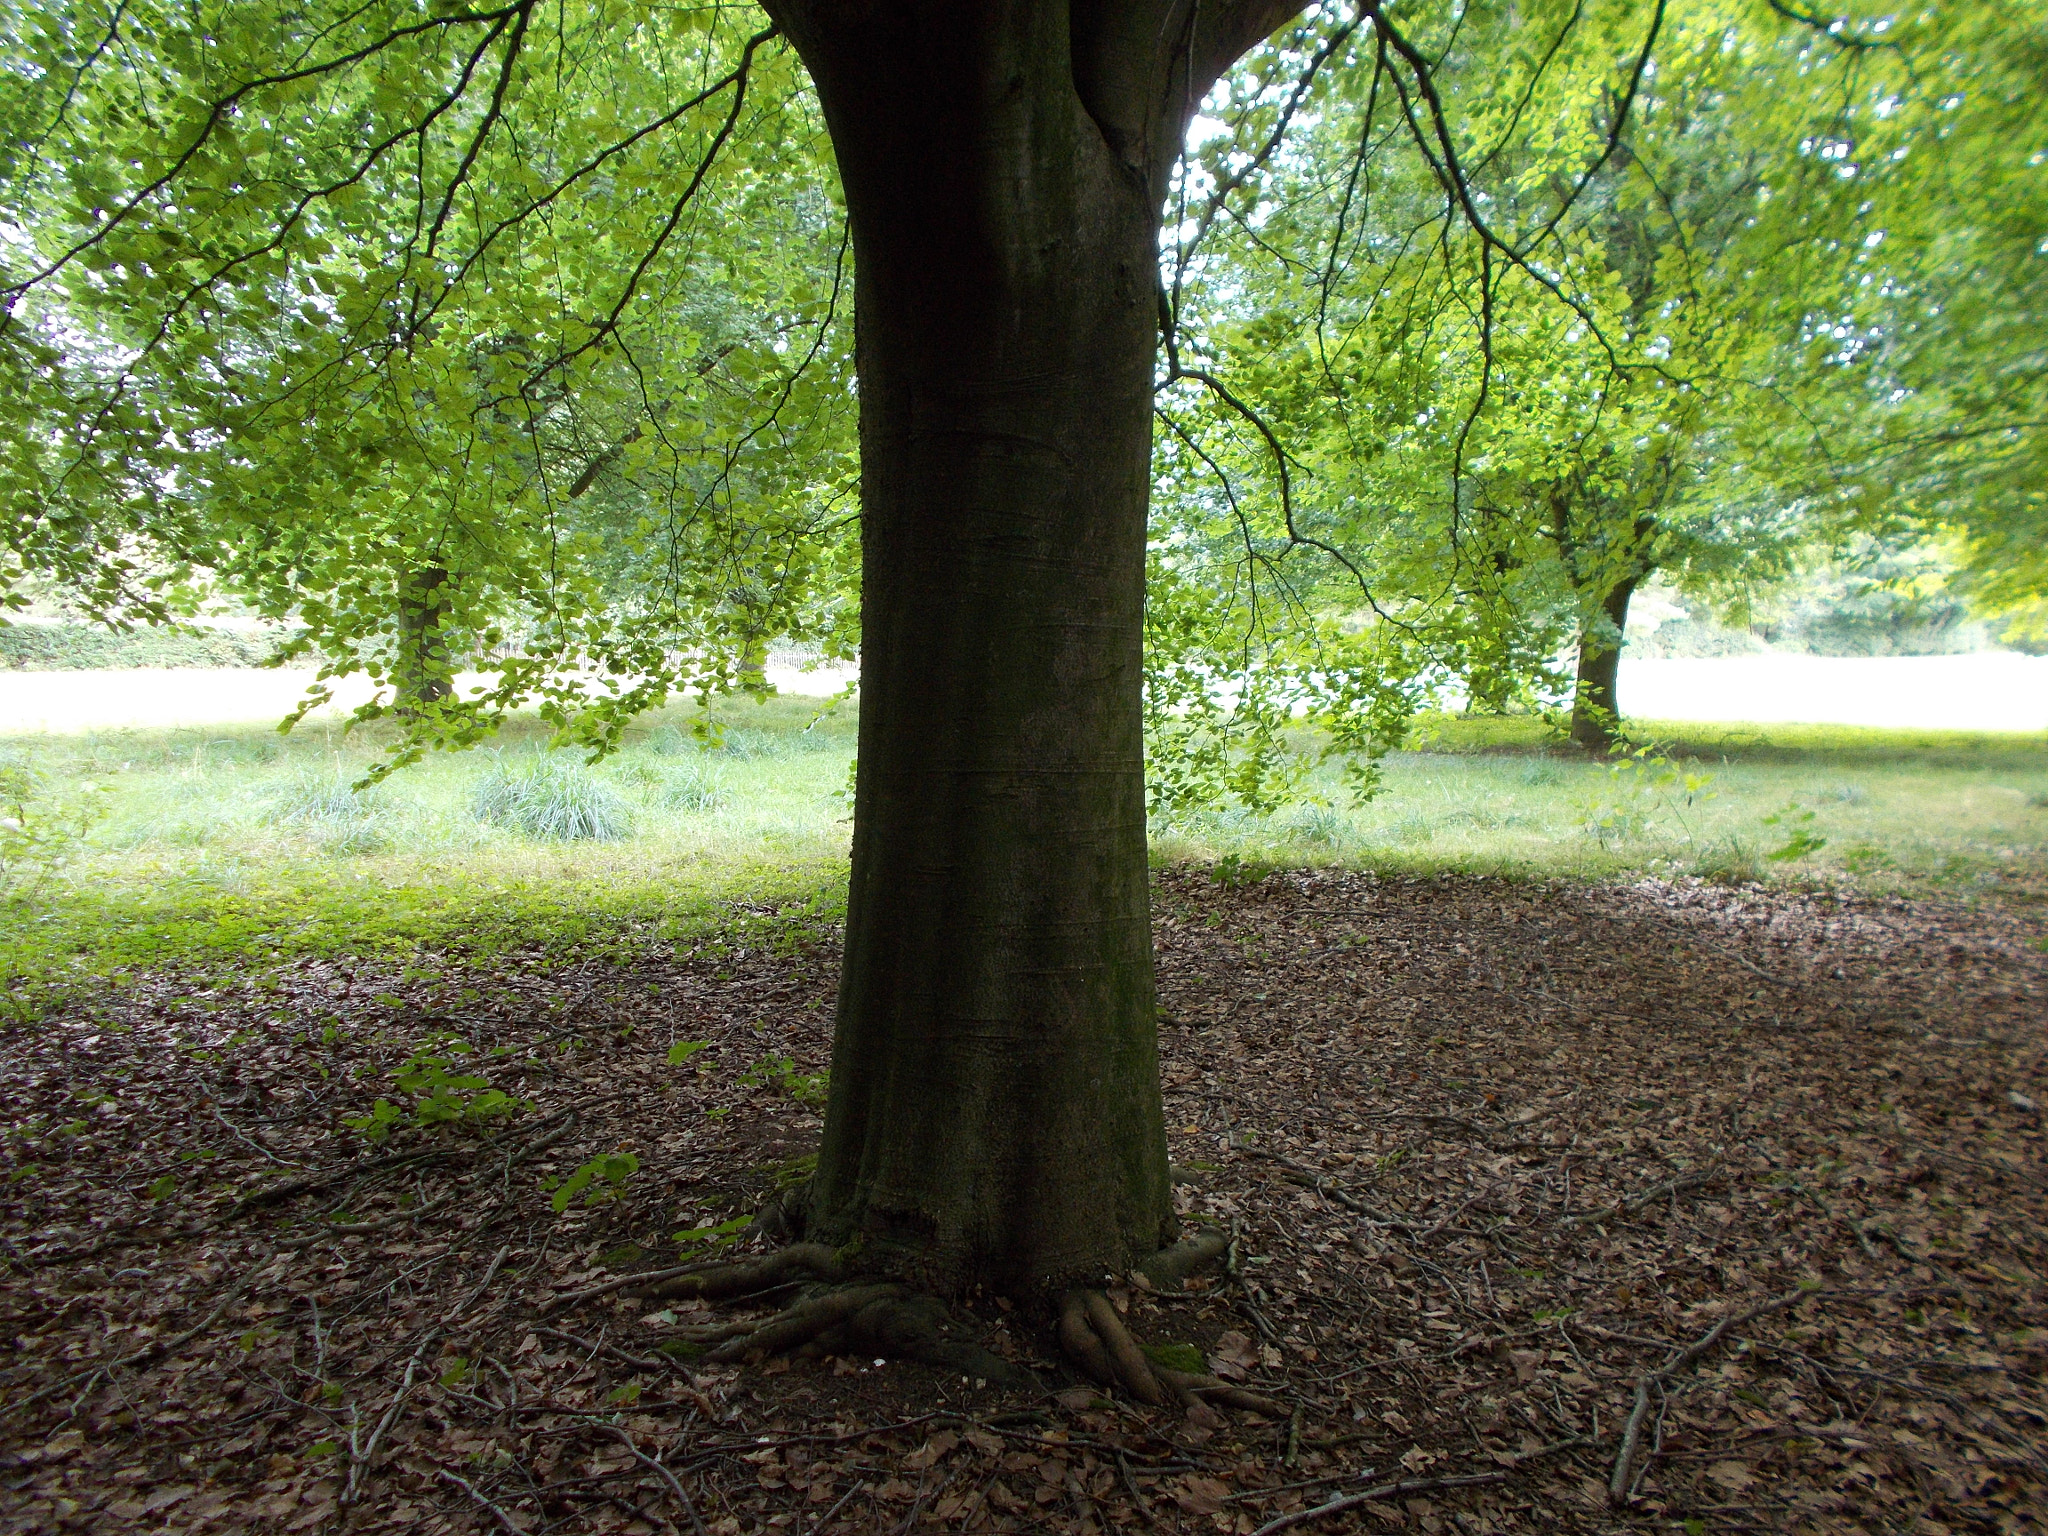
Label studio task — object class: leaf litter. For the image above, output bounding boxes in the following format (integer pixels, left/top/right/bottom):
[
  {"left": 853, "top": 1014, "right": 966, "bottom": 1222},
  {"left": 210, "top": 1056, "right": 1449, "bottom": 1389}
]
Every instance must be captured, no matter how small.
[{"left": 1, "top": 867, "right": 2043, "bottom": 1534}]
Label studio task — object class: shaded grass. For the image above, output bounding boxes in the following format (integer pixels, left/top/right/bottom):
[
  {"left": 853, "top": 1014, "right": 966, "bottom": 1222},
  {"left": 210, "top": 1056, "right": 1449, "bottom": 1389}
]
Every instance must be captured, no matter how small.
[
  {"left": 1151, "top": 713, "right": 2048, "bottom": 897},
  {"left": 3, "top": 700, "right": 2043, "bottom": 1018}
]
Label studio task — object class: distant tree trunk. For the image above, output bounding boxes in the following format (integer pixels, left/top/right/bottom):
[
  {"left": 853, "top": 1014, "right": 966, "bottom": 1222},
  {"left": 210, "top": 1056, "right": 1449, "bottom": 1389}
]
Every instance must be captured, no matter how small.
[
  {"left": 1569, "top": 574, "right": 1638, "bottom": 752},
  {"left": 766, "top": 0, "right": 1295, "bottom": 1294},
  {"left": 394, "top": 566, "right": 453, "bottom": 716}
]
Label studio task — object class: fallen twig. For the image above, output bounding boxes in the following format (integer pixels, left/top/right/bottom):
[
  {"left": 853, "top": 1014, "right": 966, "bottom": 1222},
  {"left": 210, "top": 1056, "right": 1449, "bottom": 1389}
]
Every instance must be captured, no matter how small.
[
  {"left": 439, "top": 1467, "right": 528, "bottom": 1535},
  {"left": 3, "top": 1254, "right": 270, "bottom": 1419},
  {"left": 597, "top": 1423, "right": 709, "bottom": 1536},
  {"left": 343, "top": 1335, "right": 434, "bottom": 1507},
  {"left": 1609, "top": 1286, "right": 1815, "bottom": 1504},
  {"left": 1562, "top": 1162, "right": 1726, "bottom": 1228},
  {"left": 1246, "top": 1471, "right": 1509, "bottom": 1536},
  {"left": 447, "top": 1243, "right": 512, "bottom": 1322}
]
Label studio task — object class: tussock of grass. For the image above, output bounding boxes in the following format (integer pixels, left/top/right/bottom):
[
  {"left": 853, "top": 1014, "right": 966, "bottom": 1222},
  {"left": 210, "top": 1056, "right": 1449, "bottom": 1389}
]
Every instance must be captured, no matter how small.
[{"left": 472, "top": 756, "right": 632, "bottom": 842}]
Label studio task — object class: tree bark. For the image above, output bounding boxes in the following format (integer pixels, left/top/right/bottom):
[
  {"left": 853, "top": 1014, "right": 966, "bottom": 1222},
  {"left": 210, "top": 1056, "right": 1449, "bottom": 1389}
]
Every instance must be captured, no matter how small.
[
  {"left": 1568, "top": 573, "right": 1638, "bottom": 753},
  {"left": 763, "top": 0, "right": 1295, "bottom": 1294}
]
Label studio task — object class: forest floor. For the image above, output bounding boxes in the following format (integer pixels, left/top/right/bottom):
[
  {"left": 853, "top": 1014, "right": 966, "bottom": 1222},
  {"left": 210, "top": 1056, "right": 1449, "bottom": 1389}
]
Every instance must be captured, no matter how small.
[{"left": 1, "top": 867, "right": 2044, "bottom": 1536}]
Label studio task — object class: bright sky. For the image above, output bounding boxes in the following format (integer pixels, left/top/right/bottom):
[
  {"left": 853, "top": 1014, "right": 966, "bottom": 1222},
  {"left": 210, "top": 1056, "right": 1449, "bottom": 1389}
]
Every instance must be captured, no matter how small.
[{"left": 0, "top": 655, "right": 2040, "bottom": 735}]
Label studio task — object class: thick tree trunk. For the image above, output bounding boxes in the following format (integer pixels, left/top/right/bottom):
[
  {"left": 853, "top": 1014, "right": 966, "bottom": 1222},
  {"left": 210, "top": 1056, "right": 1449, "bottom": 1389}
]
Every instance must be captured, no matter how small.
[
  {"left": 775, "top": 9, "right": 1167, "bottom": 1295},
  {"left": 761, "top": 0, "right": 1295, "bottom": 1294},
  {"left": 394, "top": 566, "right": 454, "bottom": 716},
  {"left": 1569, "top": 574, "right": 1638, "bottom": 753}
]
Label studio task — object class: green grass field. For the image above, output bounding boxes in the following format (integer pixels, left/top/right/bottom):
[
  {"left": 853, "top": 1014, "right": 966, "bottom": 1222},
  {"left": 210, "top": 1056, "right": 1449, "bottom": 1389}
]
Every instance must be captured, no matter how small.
[{"left": 3, "top": 700, "right": 2043, "bottom": 1018}]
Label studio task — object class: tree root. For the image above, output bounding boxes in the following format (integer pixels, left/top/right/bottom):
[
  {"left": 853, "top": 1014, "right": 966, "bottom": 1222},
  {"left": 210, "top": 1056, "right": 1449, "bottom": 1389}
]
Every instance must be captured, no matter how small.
[
  {"left": 1057, "top": 1230, "right": 1286, "bottom": 1418},
  {"left": 602, "top": 1246, "right": 1031, "bottom": 1385},
  {"left": 633, "top": 1242, "right": 846, "bottom": 1302},
  {"left": 1060, "top": 1290, "right": 1286, "bottom": 1416},
  {"left": 579, "top": 1227, "right": 1266, "bottom": 1408}
]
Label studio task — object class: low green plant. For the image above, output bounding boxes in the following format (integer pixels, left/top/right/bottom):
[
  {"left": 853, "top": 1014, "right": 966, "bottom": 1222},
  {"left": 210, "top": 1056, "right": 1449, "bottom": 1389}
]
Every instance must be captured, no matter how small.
[
  {"left": 1762, "top": 801, "right": 1828, "bottom": 863},
  {"left": 1211, "top": 851, "right": 1271, "bottom": 888},
  {"left": 344, "top": 1039, "right": 528, "bottom": 1140},
  {"left": 1579, "top": 745, "right": 1716, "bottom": 849},
  {"left": 740, "top": 1053, "right": 828, "bottom": 1106},
  {"left": 271, "top": 770, "right": 387, "bottom": 854},
  {"left": 1285, "top": 803, "right": 1350, "bottom": 846},
  {"left": 544, "top": 1150, "right": 639, "bottom": 1212},
  {"left": 0, "top": 759, "right": 111, "bottom": 892},
  {"left": 1690, "top": 835, "right": 1763, "bottom": 886},
  {"left": 672, "top": 1212, "right": 753, "bottom": 1257},
  {"left": 471, "top": 757, "right": 630, "bottom": 841}
]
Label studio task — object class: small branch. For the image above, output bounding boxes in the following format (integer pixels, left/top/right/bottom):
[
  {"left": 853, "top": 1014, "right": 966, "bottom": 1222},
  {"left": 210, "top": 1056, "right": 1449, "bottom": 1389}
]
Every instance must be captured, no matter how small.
[
  {"left": 1247, "top": 1472, "right": 1509, "bottom": 1536},
  {"left": 534, "top": 1325, "right": 672, "bottom": 1376},
  {"left": 596, "top": 1424, "right": 709, "bottom": 1536},
  {"left": 1116, "top": 1448, "right": 1158, "bottom": 1527},
  {"left": 1560, "top": 1163, "right": 1725, "bottom": 1228},
  {"left": 1609, "top": 1287, "right": 1815, "bottom": 1505},
  {"left": 210, "top": 1107, "right": 303, "bottom": 1168},
  {"left": 4, "top": 1254, "right": 269, "bottom": 1419},
  {"left": 438, "top": 1467, "right": 527, "bottom": 1535},
  {"left": 1239, "top": 1147, "right": 1419, "bottom": 1232},
  {"left": 447, "top": 1244, "right": 512, "bottom": 1322},
  {"left": 343, "top": 1336, "right": 434, "bottom": 1507}
]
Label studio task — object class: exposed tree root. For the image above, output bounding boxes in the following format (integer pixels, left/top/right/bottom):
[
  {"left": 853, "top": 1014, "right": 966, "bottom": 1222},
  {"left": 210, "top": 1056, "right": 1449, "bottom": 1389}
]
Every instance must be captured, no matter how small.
[
  {"left": 1135, "top": 1226, "right": 1230, "bottom": 1289},
  {"left": 581, "top": 1226, "right": 1271, "bottom": 1409},
  {"left": 597, "top": 1244, "right": 1031, "bottom": 1385},
  {"left": 1055, "top": 1228, "right": 1288, "bottom": 1418},
  {"left": 633, "top": 1242, "right": 846, "bottom": 1302}
]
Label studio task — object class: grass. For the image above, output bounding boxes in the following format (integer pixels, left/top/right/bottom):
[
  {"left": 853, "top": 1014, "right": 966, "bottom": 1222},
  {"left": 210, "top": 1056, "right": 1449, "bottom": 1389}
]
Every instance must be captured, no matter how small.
[
  {"left": 1153, "top": 713, "right": 2048, "bottom": 894},
  {"left": 2, "top": 699, "right": 2043, "bottom": 1019}
]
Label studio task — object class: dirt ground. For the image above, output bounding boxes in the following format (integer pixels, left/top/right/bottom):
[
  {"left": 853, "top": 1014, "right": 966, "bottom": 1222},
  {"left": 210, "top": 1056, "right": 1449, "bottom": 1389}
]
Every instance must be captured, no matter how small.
[{"left": 2, "top": 869, "right": 2043, "bottom": 1535}]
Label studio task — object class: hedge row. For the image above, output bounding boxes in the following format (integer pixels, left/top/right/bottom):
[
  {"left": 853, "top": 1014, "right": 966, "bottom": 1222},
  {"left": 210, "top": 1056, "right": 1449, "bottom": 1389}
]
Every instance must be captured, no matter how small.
[{"left": 0, "top": 624, "right": 285, "bottom": 670}]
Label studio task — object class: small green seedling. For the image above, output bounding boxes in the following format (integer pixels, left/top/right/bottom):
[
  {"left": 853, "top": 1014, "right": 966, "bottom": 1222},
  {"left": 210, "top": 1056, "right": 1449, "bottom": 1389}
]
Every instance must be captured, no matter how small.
[{"left": 545, "top": 1151, "right": 639, "bottom": 1212}]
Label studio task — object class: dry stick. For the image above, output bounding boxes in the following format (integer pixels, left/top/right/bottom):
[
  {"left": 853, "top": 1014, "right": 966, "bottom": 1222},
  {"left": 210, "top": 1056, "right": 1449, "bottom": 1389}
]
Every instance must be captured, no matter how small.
[
  {"left": 439, "top": 1467, "right": 528, "bottom": 1535},
  {"left": 1116, "top": 1448, "right": 1158, "bottom": 1527},
  {"left": 1225, "top": 1221, "right": 1280, "bottom": 1342},
  {"left": 1240, "top": 1147, "right": 1411, "bottom": 1228},
  {"left": 210, "top": 1105, "right": 303, "bottom": 1168},
  {"left": 342, "top": 1336, "right": 434, "bottom": 1507},
  {"left": 536, "top": 1327, "right": 729, "bottom": 1417},
  {"left": 597, "top": 1424, "right": 709, "bottom": 1536},
  {"left": 544, "top": 1242, "right": 840, "bottom": 1316},
  {"left": 447, "top": 1242, "right": 512, "bottom": 1322},
  {"left": 533, "top": 1323, "right": 702, "bottom": 1387},
  {"left": 1246, "top": 1472, "right": 1509, "bottom": 1536},
  {"left": 230, "top": 1144, "right": 448, "bottom": 1216},
  {"left": 1608, "top": 1286, "right": 1815, "bottom": 1506},
  {"left": 1224, "top": 1439, "right": 1578, "bottom": 1509},
  {"left": 541, "top": 1262, "right": 715, "bottom": 1315},
  {"left": 323, "top": 1189, "right": 455, "bottom": 1235},
  {"left": 1561, "top": 1162, "right": 1725, "bottom": 1229}
]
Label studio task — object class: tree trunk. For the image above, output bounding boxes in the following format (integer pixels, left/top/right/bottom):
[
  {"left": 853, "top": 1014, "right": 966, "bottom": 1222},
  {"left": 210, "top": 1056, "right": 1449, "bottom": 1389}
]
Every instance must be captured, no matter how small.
[
  {"left": 1569, "top": 573, "right": 1639, "bottom": 753},
  {"left": 764, "top": 0, "right": 1293, "bottom": 1294},
  {"left": 394, "top": 566, "right": 454, "bottom": 716}
]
